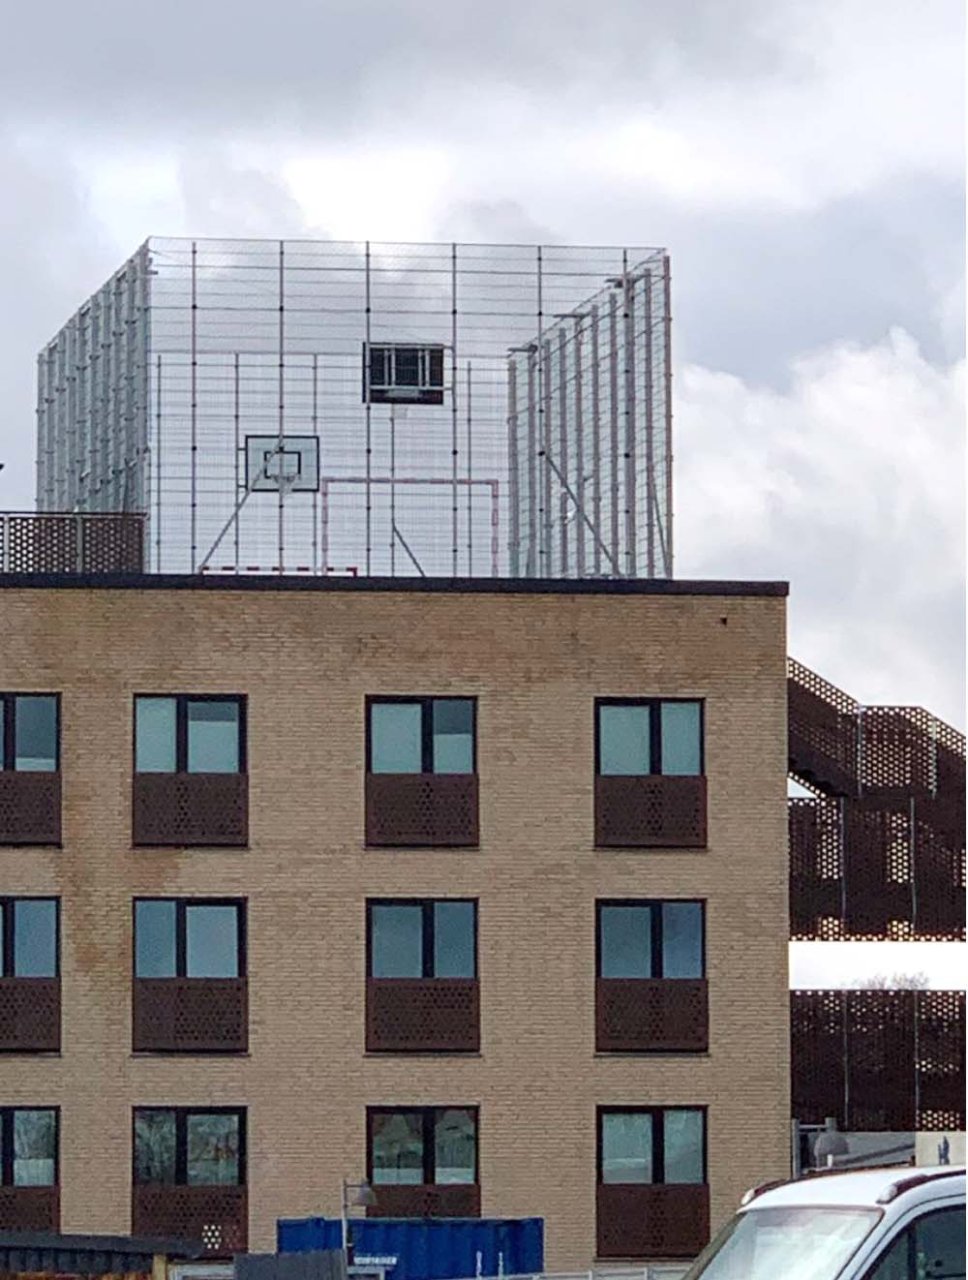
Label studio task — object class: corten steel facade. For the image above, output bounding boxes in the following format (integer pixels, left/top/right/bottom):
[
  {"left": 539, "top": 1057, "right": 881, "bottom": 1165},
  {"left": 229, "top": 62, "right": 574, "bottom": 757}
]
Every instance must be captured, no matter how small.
[
  {"left": 36, "top": 240, "right": 672, "bottom": 582},
  {"left": 0, "top": 574, "right": 788, "bottom": 1265}
]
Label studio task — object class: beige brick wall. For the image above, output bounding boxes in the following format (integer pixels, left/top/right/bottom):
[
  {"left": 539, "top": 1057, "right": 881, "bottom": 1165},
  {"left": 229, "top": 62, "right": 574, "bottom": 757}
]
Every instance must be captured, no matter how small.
[{"left": 0, "top": 583, "right": 789, "bottom": 1267}]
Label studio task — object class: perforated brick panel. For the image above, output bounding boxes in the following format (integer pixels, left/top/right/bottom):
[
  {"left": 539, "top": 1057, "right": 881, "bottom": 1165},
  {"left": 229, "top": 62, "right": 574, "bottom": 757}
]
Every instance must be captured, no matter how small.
[
  {"left": 366, "top": 978, "right": 479, "bottom": 1052},
  {"left": 0, "top": 1186, "right": 59, "bottom": 1230},
  {"left": 132, "top": 1185, "right": 247, "bottom": 1255},
  {"left": 0, "top": 513, "right": 144, "bottom": 573},
  {"left": 0, "top": 772, "right": 61, "bottom": 846},
  {"left": 0, "top": 978, "right": 60, "bottom": 1052},
  {"left": 596, "top": 1184, "right": 709, "bottom": 1259},
  {"left": 132, "top": 774, "right": 248, "bottom": 847},
  {"left": 365, "top": 774, "right": 479, "bottom": 847},
  {"left": 594, "top": 775, "right": 707, "bottom": 848},
  {"left": 916, "top": 990, "right": 966, "bottom": 1130},
  {"left": 368, "top": 1183, "right": 480, "bottom": 1218},
  {"left": 789, "top": 797, "right": 843, "bottom": 939},
  {"left": 133, "top": 979, "right": 248, "bottom": 1053},
  {"left": 596, "top": 979, "right": 708, "bottom": 1053}
]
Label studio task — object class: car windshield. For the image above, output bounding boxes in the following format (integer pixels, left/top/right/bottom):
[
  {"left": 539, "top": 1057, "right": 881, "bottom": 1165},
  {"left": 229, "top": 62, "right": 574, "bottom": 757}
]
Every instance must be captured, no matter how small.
[{"left": 681, "top": 1205, "right": 882, "bottom": 1280}]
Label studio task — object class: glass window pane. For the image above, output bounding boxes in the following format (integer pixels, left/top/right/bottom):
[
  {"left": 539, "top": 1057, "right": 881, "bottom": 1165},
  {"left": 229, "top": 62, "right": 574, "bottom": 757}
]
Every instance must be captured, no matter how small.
[
  {"left": 136, "top": 698, "right": 177, "bottom": 773},
  {"left": 187, "top": 1112, "right": 241, "bottom": 1186},
  {"left": 12, "top": 900, "right": 57, "bottom": 977},
  {"left": 602, "top": 1112, "right": 652, "bottom": 1184},
  {"left": 371, "top": 703, "right": 422, "bottom": 773},
  {"left": 187, "top": 700, "right": 240, "bottom": 773},
  {"left": 371, "top": 905, "right": 424, "bottom": 978},
  {"left": 433, "top": 902, "right": 475, "bottom": 978},
  {"left": 660, "top": 702, "right": 702, "bottom": 776},
  {"left": 600, "top": 905, "right": 652, "bottom": 978},
  {"left": 913, "top": 1207, "right": 965, "bottom": 1278},
  {"left": 134, "top": 1110, "right": 176, "bottom": 1184},
  {"left": 434, "top": 1109, "right": 476, "bottom": 1185},
  {"left": 663, "top": 1110, "right": 705, "bottom": 1184},
  {"left": 599, "top": 704, "right": 651, "bottom": 776},
  {"left": 369, "top": 347, "right": 389, "bottom": 388},
  {"left": 661, "top": 903, "right": 704, "bottom": 978},
  {"left": 395, "top": 347, "right": 420, "bottom": 387},
  {"left": 371, "top": 1111, "right": 423, "bottom": 1185},
  {"left": 14, "top": 696, "right": 57, "bottom": 771},
  {"left": 432, "top": 700, "right": 474, "bottom": 774},
  {"left": 135, "top": 901, "right": 177, "bottom": 978},
  {"left": 13, "top": 1109, "right": 57, "bottom": 1186},
  {"left": 186, "top": 905, "right": 240, "bottom": 978}
]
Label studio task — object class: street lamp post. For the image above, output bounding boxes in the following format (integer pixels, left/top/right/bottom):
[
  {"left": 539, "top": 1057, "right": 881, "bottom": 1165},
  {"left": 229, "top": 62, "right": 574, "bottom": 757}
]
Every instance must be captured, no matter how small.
[{"left": 341, "top": 1178, "right": 377, "bottom": 1262}]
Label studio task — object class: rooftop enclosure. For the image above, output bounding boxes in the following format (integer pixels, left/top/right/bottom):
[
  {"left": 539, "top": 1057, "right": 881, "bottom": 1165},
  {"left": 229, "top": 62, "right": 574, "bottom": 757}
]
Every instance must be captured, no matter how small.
[{"left": 37, "top": 238, "right": 672, "bottom": 579}]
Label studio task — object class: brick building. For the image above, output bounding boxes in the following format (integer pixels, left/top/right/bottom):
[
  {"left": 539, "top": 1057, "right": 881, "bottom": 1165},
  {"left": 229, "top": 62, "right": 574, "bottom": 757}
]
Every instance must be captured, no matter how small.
[{"left": 0, "top": 572, "right": 789, "bottom": 1266}]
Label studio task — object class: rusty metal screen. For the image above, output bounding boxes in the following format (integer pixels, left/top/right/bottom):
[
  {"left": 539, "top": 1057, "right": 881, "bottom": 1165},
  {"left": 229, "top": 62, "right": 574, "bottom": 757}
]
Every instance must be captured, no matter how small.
[
  {"left": 132, "top": 978, "right": 248, "bottom": 1053},
  {"left": 368, "top": 1184, "right": 480, "bottom": 1218},
  {"left": 0, "top": 1187, "right": 59, "bottom": 1231},
  {"left": 596, "top": 1184, "right": 710, "bottom": 1260},
  {"left": 0, "top": 512, "right": 144, "bottom": 573},
  {"left": 132, "top": 774, "right": 248, "bottom": 847},
  {"left": 791, "top": 989, "right": 965, "bottom": 1131},
  {"left": 365, "top": 978, "right": 479, "bottom": 1053},
  {"left": 594, "top": 775, "right": 707, "bottom": 848},
  {"left": 132, "top": 1184, "right": 247, "bottom": 1256},
  {"left": 0, "top": 978, "right": 60, "bottom": 1052},
  {"left": 595, "top": 978, "right": 708, "bottom": 1052},
  {"left": 364, "top": 774, "right": 479, "bottom": 847},
  {"left": 0, "top": 773, "right": 62, "bottom": 846},
  {"left": 788, "top": 660, "right": 965, "bottom": 941}
]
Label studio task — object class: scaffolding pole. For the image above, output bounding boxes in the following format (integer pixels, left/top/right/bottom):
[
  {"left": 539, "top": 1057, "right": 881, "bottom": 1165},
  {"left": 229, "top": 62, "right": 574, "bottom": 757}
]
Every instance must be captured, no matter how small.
[
  {"left": 644, "top": 268, "right": 655, "bottom": 578},
  {"left": 277, "top": 240, "right": 286, "bottom": 575},
  {"left": 451, "top": 242, "right": 459, "bottom": 578},
  {"left": 189, "top": 240, "right": 198, "bottom": 571}
]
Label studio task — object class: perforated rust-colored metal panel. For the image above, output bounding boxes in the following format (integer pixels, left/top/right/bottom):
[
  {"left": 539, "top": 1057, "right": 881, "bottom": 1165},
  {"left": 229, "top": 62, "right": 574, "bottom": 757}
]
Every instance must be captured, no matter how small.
[
  {"left": 789, "top": 797, "right": 843, "bottom": 940},
  {"left": 787, "top": 663, "right": 859, "bottom": 798},
  {"left": 0, "top": 1186, "right": 59, "bottom": 1231},
  {"left": 133, "top": 979, "right": 248, "bottom": 1053},
  {"left": 367, "top": 1183, "right": 481, "bottom": 1218},
  {"left": 365, "top": 774, "right": 479, "bottom": 847},
  {"left": 0, "top": 772, "right": 61, "bottom": 845},
  {"left": 366, "top": 978, "right": 479, "bottom": 1053},
  {"left": 790, "top": 990, "right": 846, "bottom": 1127},
  {"left": 859, "top": 707, "right": 935, "bottom": 797},
  {"left": 0, "top": 977, "right": 60, "bottom": 1052},
  {"left": 845, "top": 990, "right": 916, "bottom": 1131},
  {"left": 594, "top": 775, "right": 706, "bottom": 849},
  {"left": 0, "top": 512, "right": 144, "bottom": 573},
  {"left": 843, "top": 798, "right": 914, "bottom": 939},
  {"left": 132, "top": 773, "right": 248, "bottom": 847},
  {"left": 914, "top": 795, "right": 966, "bottom": 941},
  {"left": 132, "top": 1184, "right": 247, "bottom": 1256},
  {"left": 916, "top": 989, "right": 966, "bottom": 1131},
  {"left": 595, "top": 979, "right": 708, "bottom": 1053},
  {"left": 596, "top": 1184, "right": 709, "bottom": 1260}
]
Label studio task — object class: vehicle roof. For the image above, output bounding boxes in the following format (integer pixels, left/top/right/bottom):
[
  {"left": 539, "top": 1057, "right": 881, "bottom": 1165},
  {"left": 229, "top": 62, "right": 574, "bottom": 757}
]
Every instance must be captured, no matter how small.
[{"left": 745, "top": 1166, "right": 966, "bottom": 1212}]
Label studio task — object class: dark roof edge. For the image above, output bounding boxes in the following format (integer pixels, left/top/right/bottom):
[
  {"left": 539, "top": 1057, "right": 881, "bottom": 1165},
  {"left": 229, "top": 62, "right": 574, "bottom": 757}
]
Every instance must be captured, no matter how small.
[
  {"left": 0, "top": 1230, "right": 201, "bottom": 1257},
  {"left": 0, "top": 573, "right": 789, "bottom": 598}
]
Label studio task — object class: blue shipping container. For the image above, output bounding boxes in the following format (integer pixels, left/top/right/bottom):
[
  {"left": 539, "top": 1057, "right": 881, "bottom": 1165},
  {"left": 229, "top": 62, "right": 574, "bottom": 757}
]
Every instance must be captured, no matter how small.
[{"left": 277, "top": 1218, "right": 543, "bottom": 1280}]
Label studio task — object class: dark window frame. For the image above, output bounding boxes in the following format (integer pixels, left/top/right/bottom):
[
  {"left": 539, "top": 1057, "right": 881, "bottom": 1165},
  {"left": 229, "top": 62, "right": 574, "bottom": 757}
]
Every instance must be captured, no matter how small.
[
  {"left": 366, "top": 1105, "right": 479, "bottom": 1186},
  {"left": 0, "top": 896, "right": 60, "bottom": 978},
  {"left": 594, "top": 697, "right": 704, "bottom": 776},
  {"left": 595, "top": 900, "right": 705, "bottom": 979},
  {"left": 365, "top": 696, "right": 478, "bottom": 775},
  {"left": 0, "top": 693, "right": 61, "bottom": 772},
  {"left": 364, "top": 343, "right": 447, "bottom": 396},
  {"left": 366, "top": 899, "right": 478, "bottom": 979},
  {"left": 132, "top": 1105, "right": 247, "bottom": 1186},
  {"left": 596, "top": 1106, "right": 708, "bottom": 1186},
  {"left": 133, "top": 694, "right": 247, "bottom": 774},
  {"left": 132, "top": 898, "right": 247, "bottom": 979},
  {"left": 0, "top": 1105, "right": 60, "bottom": 1187}
]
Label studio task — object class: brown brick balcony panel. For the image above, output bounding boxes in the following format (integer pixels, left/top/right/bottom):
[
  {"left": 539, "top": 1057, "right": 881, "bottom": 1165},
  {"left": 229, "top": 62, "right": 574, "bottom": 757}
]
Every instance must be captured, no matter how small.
[
  {"left": 133, "top": 773, "right": 248, "bottom": 847},
  {"left": 367, "top": 1183, "right": 481, "bottom": 1218},
  {"left": 0, "top": 1186, "right": 60, "bottom": 1231},
  {"left": 365, "top": 774, "right": 479, "bottom": 847},
  {"left": 133, "top": 979, "right": 248, "bottom": 1053},
  {"left": 132, "top": 1185, "right": 247, "bottom": 1256},
  {"left": 595, "top": 775, "right": 707, "bottom": 849},
  {"left": 596, "top": 979, "right": 708, "bottom": 1053},
  {"left": 366, "top": 979, "right": 480, "bottom": 1053},
  {"left": 597, "top": 1183, "right": 710, "bottom": 1260},
  {"left": 0, "top": 772, "right": 61, "bottom": 846},
  {"left": 0, "top": 978, "right": 61, "bottom": 1052}
]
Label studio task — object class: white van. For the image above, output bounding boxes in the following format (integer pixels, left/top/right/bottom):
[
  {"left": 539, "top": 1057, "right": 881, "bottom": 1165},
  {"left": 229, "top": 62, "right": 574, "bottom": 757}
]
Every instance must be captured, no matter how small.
[{"left": 681, "top": 1165, "right": 965, "bottom": 1279}]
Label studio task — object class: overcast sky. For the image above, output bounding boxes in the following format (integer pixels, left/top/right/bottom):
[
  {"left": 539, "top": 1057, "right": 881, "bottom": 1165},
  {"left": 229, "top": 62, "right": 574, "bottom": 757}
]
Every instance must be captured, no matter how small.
[{"left": 0, "top": 1, "right": 963, "bottom": 978}]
